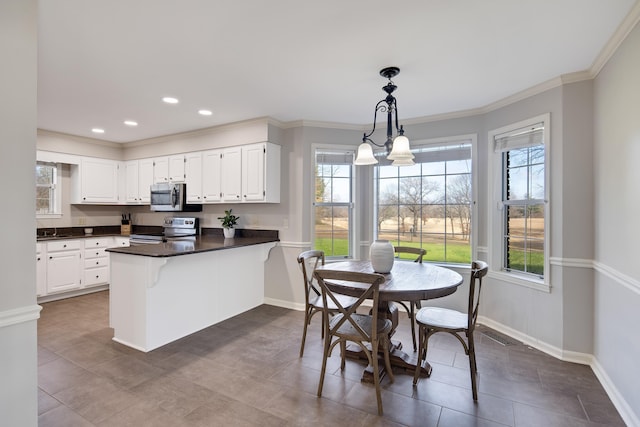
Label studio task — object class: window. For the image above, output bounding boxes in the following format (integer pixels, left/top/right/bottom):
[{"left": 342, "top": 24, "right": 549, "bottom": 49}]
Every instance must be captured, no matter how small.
[
  {"left": 36, "top": 162, "right": 61, "bottom": 217},
  {"left": 376, "top": 138, "right": 473, "bottom": 264},
  {"left": 313, "top": 149, "right": 354, "bottom": 258},
  {"left": 490, "top": 114, "right": 549, "bottom": 286}
]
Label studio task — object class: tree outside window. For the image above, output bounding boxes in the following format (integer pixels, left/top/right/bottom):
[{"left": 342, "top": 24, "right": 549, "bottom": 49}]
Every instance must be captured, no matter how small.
[
  {"left": 490, "top": 115, "right": 548, "bottom": 283},
  {"left": 36, "top": 162, "right": 59, "bottom": 216},
  {"left": 376, "top": 141, "right": 472, "bottom": 264},
  {"left": 314, "top": 150, "right": 353, "bottom": 258}
]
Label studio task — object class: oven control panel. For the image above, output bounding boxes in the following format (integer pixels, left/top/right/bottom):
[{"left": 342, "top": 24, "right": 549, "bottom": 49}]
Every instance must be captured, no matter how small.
[{"left": 163, "top": 217, "right": 199, "bottom": 229}]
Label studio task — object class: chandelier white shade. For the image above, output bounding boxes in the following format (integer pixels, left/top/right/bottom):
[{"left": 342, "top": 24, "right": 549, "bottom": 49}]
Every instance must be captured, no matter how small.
[{"left": 354, "top": 142, "right": 378, "bottom": 165}]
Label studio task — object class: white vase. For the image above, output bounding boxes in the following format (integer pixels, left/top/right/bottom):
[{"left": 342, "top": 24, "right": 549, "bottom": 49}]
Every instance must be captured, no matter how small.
[
  {"left": 370, "top": 240, "right": 394, "bottom": 273},
  {"left": 223, "top": 228, "right": 235, "bottom": 238}
]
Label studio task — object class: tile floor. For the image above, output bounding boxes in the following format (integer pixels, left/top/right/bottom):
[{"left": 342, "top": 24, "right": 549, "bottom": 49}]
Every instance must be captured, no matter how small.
[{"left": 37, "top": 291, "right": 625, "bottom": 426}]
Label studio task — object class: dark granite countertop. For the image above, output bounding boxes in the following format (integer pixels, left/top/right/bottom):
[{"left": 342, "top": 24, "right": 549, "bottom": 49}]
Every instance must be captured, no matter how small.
[{"left": 106, "top": 234, "right": 279, "bottom": 257}]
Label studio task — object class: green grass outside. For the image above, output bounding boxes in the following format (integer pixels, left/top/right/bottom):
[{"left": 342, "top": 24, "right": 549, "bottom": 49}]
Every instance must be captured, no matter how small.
[
  {"left": 506, "top": 250, "right": 544, "bottom": 275},
  {"left": 314, "top": 239, "right": 544, "bottom": 274},
  {"left": 314, "top": 238, "right": 472, "bottom": 264}
]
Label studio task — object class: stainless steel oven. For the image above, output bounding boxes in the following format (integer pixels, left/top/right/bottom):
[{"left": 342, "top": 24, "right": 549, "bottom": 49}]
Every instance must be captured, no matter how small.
[{"left": 129, "top": 216, "right": 200, "bottom": 245}]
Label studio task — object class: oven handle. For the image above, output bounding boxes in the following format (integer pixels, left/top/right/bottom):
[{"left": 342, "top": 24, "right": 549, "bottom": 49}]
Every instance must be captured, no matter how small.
[{"left": 171, "top": 185, "right": 178, "bottom": 208}]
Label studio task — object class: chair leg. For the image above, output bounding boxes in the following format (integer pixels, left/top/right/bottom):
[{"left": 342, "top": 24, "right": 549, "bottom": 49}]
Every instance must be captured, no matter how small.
[
  {"left": 468, "top": 332, "right": 478, "bottom": 400},
  {"left": 371, "top": 340, "right": 383, "bottom": 415},
  {"left": 339, "top": 340, "right": 346, "bottom": 370},
  {"left": 299, "top": 307, "right": 311, "bottom": 357},
  {"left": 410, "top": 302, "right": 417, "bottom": 352},
  {"left": 413, "top": 325, "right": 427, "bottom": 385},
  {"left": 317, "top": 333, "right": 331, "bottom": 397}
]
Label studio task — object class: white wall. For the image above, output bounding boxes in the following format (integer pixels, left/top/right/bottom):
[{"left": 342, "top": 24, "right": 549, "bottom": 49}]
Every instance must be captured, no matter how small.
[
  {"left": 0, "top": 0, "right": 39, "bottom": 425},
  {"left": 593, "top": 18, "right": 640, "bottom": 426}
]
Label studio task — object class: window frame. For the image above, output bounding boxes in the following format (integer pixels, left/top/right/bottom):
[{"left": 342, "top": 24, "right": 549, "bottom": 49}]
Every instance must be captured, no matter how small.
[
  {"left": 374, "top": 134, "right": 477, "bottom": 267},
  {"left": 36, "top": 161, "right": 62, "bottom": 219},
  {"left": 488, "top": 114, "right": 550, "bottom": 292},
  {"left": 312, "top": 145, "right": 356, "bottom": 260}
]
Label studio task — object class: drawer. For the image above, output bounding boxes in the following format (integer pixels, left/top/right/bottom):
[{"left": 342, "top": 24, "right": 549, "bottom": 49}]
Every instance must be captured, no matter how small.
[
  {"left": 47, "top": 239, "right": 81, "bottom": 252},
  {"left": 84, "top": 266, "right": 109, "bottom": 287},
  {"left": 85, "top": 257, "right": 109, "bottom": 269},
  {"left": 84, "top": 248, "right": 108, "bottom": 259},
  {"left": 36, "top": 243, "right": 44, "bottom": 254},
  {"left": 84, "top": 237, "right": 110, "bottom": 249}
]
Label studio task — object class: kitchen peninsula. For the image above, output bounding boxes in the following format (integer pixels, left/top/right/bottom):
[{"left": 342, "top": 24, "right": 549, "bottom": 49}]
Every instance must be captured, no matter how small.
[{"left": 106, "top": 230, "right": 278, "bottom": 352}]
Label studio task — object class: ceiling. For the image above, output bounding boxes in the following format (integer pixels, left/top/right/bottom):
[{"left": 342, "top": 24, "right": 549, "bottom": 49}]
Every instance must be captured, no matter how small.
[{"left": 37, "top": 0, "right": 638, "bottom": 143}]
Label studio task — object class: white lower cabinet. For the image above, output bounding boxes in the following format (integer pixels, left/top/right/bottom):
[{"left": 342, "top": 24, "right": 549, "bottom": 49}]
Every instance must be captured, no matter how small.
[
  {"left": 84, "top": 237, "right": 111, "bottom": 287},
  {"left": 39, "top": 236, "right": 128, "bottom": 300},
  {"left": 36, "top": 243, "right": 47, "bottom": 297},
  {"left": 46, "top": 240, "right": 82, "bottom": 294}
]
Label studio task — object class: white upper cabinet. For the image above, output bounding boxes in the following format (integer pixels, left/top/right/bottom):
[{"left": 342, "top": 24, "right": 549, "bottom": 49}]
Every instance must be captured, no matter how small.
[
  {"left": 124, "top": 159, "right": 153, "bottom": 204},
  {"left": 124, "top": 160, "right": 140, "bottom": 203},
  {"left": 138, "top": 159, "right": 154, "bottom": 203},
  {"left": 221, "top": 147, "right": 242, "bottom": 202},
  {"left": 153, "top": 157, "right": 169, "bottom": 183},
  {"left": 70, "top": 142, "right": 280, "bottom": 205},
  {"left": 185, "top": 152, "right": 203, "bottom": 203},
  {"left": 169, "top": 155, "right": 186, "bottom": 182},
  {"left": 71, "top": 158, "right": 119, "bottom": 204},
  {"left": 242, "top": 143, "right": 281, "bottom": 203},
  {"left": 153, "top": 155, "right": 186, "bottom": 183},
  {"left": 202, "top": 150, "right": 222, "bottom": 203}
]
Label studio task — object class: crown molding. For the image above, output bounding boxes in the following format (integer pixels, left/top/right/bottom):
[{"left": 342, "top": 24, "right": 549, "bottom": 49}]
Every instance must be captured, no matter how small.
[
  {"left": 37, "top": 128, "right": 123, "bottom": 148},
  {"left": 124, "top": 117, "right": 272, "bottom": 148},
  {"left": 591, "top": 0, "right": 640, "bottom": 77}
]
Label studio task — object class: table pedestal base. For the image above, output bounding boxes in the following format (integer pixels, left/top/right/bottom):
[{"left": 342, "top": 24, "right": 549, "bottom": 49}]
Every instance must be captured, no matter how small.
[{"left": 344, "top": 340, "right": 432, "bottom": 384}]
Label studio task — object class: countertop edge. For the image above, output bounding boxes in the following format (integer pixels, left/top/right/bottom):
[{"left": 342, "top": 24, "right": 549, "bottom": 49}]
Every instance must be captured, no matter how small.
[{"left": 106, "top": 237, "right": 279, "bottom": 257}]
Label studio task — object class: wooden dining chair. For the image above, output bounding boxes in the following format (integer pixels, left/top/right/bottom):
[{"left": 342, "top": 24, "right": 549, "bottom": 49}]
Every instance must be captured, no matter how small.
[
  {"left": 412, "top": 260, "right": 489, "bottom": 400},
  {"left": 313, "top": 269, "right": 394, "bottom": 416},
  {"left": 296, "top": 250, "right": 357, "bottom": 357},
  {"left": 392, "top": 246, "right": 427, "bottom": 352}
]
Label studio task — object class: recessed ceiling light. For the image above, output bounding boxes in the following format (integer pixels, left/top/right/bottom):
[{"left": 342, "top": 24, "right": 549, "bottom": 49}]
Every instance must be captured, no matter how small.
[
  {"left": 124, "top": 120, "right": 138, "bottom": 126},
  {"left": 91, "top": 128, "right": 105, "bottom": 134},
  {"left": 162, "top": 97, "right": 179, "bottom": 104},
  {"left": 198, "top": 109, "right": 212, "bottom": 116}
]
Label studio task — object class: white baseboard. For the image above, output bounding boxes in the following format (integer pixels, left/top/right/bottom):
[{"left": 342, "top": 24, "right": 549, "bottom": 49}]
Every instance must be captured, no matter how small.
[
  {"left": 263, "top": 297, "right": 305, "bottom": 311},
  {"left": 591, "top": 358, "right": 640, "bottom": 427},
  {"left": 477, "top": 315, "right": 639, "bottom": 427},
  {"left": 37, "top": 284, "right": 109, "bottom": 304}
]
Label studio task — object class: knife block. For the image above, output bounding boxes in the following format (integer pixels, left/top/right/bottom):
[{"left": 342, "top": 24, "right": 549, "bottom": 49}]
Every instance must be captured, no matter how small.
[{"left": 121, "top": 224, "right": 131, "bottom": 235}]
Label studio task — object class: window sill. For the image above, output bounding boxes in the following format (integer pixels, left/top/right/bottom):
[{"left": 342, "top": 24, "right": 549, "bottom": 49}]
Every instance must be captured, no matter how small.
[
  {"left": 37, "top": 213, "right": 63, "bottom": 219},
  {"left": 487, "top": 270, "right": 550, "bottom": 293}
]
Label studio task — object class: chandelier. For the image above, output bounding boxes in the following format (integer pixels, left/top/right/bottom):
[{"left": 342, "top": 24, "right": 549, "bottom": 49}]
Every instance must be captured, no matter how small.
[{"left": 353, "top": 67, "right": 414, "bottom": 166}]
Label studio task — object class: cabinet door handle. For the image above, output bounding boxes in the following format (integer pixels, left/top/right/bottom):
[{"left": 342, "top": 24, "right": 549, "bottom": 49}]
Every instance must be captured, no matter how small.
[
  {"left": 37, "top": 257, "right": 40, "bottom": 261},
  {"left": 96, "top": 261, "right": 99, "bottom": 265},
  {"left": 63, "top": 244, "right": 67, "bottom": 248},
  {"left": 49, "top": 256, "right": 52, "bottom": 260}
]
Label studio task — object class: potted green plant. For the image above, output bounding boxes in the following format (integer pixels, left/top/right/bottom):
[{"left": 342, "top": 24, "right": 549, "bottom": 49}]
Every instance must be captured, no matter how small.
[{"left": 218, "top": 209, "right": 239, "bottom": 238}]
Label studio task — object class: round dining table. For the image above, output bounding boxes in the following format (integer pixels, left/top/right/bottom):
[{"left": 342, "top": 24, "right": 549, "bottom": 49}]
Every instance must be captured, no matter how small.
[{"left": 317, "top": 259, "right": 464, "bottom": 382}]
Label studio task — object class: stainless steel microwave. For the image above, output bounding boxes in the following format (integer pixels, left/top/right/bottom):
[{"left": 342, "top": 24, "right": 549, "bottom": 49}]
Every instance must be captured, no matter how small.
[{"left": 150, "top": 183, "right": 202, "bottom": 212}]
